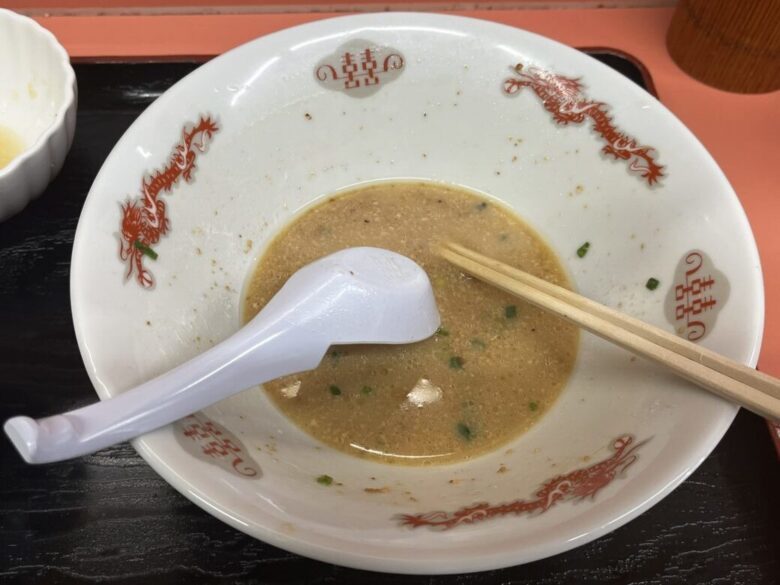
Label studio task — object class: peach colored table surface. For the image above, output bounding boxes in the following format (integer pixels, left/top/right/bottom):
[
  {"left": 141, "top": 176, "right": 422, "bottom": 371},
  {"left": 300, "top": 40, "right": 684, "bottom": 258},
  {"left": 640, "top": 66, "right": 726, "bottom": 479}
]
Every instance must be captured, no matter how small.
[{"left": 35, "top": 7, "right": 780, "bottom": 377}]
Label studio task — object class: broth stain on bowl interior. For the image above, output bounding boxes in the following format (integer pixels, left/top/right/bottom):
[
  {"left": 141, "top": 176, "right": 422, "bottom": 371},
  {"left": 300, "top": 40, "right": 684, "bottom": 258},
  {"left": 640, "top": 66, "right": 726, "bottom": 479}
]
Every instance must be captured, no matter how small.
[{"left": 0, "top": 126, "right": 25, "bottom": 169}]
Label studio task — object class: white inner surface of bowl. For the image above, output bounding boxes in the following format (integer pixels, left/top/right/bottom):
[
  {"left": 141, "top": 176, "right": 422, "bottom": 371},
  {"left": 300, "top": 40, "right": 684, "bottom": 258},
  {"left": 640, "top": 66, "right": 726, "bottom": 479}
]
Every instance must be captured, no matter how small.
[
  {"left": 70, "top": 14, "right": 762, "bottom": 573},
  {"left": 0, "top": 11, "right": 68, "bottom": 151}
]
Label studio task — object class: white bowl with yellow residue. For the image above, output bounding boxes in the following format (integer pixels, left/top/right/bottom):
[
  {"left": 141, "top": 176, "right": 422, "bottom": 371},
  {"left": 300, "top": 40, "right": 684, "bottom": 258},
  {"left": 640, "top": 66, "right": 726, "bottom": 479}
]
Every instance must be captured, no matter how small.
[
  {"left": 69, "top": 13, "right": 762, "bottom": 574},
  {"left": 0, "top": 8, "right": 77, "bottom": 222}
]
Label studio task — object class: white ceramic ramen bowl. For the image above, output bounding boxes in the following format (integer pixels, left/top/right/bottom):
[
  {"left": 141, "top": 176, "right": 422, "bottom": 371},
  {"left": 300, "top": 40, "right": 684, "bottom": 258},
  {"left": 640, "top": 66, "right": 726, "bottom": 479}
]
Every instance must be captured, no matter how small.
[
  {"left": 70, "top": 13, "right": 763, "bottom": 574},
  {"left": 0, "top": 8, "right": 77, "bottom": 222}
]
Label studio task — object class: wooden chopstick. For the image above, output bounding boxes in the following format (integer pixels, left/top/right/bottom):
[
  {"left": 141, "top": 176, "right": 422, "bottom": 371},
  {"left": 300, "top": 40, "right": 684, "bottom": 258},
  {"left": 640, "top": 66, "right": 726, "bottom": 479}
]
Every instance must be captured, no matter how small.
[
  {"left": 445, "top": 242, "right": 779, "bottom": 399},
  {"left": 438, "top": 242, "right": 780, "bottom": 421}
]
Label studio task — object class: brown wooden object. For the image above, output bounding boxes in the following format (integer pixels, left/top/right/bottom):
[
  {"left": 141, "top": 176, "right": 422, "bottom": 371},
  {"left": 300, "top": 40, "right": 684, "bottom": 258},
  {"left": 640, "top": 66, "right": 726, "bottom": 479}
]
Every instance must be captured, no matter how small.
[{"left": 667, "top": 0, "right": 780, "bottom": 94}]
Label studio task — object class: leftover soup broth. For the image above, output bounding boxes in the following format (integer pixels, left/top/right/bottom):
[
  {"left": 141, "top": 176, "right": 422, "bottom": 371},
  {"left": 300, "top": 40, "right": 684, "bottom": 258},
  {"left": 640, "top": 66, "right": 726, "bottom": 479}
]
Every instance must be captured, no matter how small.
[{"left": 244, "top": 182, "right": 578, "bottom": 465}]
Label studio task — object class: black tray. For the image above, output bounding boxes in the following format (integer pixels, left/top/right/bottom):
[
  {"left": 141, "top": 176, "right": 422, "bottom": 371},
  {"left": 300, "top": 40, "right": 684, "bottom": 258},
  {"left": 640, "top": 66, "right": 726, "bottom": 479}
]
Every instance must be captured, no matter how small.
[{"left": 1, "top": 54, "right": 778, "bottom": 585}]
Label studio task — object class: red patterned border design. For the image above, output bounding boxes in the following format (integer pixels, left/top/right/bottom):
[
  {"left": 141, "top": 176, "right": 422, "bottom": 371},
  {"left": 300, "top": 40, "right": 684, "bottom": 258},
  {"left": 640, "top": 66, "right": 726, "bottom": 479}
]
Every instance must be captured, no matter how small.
[
  {"left": 503, "top": 63, "right": 664, "bottom": 185},
  {"left": 397, "top": 435, "right": 649, "bottom": 530},
  {"left": 119, "top": 116, "right": 219, "bottom": 288},
  {"left": 672, "top": 252, "right": 715, "bottom": 341},
  {"left": 178, "top": 413, "right": 258, "bottom": 477},
  {"left": 316, "top": 48, "right": 404, "bottom": 90}
]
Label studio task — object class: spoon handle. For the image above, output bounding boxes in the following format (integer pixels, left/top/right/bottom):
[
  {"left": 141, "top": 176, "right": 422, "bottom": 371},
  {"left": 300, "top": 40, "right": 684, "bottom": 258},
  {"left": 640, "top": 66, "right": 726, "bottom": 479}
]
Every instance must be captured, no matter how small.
[{"left": 4, "top": 319, "right": 327, "bottom": 464}]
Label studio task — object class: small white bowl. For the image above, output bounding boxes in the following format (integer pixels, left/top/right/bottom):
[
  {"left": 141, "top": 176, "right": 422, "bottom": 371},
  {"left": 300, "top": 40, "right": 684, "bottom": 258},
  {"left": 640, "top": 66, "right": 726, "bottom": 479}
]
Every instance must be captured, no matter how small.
[{"left": 0, "top": 8, "right": 77, "bottom": 222}]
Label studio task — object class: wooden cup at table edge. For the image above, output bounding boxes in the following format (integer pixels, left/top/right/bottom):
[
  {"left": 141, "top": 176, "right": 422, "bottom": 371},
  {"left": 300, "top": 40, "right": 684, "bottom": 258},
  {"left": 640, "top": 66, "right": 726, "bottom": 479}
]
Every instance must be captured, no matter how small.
[{"left": 666, "top": 0, "right": 780, "bottom": 94}]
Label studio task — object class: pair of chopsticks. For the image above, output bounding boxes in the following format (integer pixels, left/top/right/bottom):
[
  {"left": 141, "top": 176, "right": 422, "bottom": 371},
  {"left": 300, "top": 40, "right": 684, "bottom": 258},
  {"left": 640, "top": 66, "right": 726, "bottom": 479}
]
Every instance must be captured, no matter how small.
[{"left": 438, "top": 242, "right": 780, "bottom": 421}]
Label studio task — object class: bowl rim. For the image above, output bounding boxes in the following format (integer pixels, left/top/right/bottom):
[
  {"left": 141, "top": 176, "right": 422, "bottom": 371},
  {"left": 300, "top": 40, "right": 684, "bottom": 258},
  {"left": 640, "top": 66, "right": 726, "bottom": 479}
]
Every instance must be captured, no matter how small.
[
  {"left": 0, "top": 8, "right": 77, "bottom": 179},
  {"left": 68, "top": 11, "right": 765, "bottom": 573}
]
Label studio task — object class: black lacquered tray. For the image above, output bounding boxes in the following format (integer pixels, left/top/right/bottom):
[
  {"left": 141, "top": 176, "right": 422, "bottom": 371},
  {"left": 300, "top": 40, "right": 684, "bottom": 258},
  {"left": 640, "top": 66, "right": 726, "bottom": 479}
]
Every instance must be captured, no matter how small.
[{"left": 1, "top": 54, "right": 778, "bottom": 585}]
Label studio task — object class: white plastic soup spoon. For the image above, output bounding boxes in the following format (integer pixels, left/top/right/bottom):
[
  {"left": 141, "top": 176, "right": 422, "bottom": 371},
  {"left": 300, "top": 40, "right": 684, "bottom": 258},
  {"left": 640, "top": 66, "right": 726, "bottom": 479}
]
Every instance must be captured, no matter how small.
[{"left": 5, "top": 247, "right": 440, "bottom": 464}]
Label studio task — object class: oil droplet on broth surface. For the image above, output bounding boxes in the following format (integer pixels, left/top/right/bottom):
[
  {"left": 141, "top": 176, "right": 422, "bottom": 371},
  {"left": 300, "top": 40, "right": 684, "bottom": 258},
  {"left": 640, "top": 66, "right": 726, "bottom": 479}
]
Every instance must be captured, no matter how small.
[{"left": 0, "top": 126, "right": 26, "bottom": 170}]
